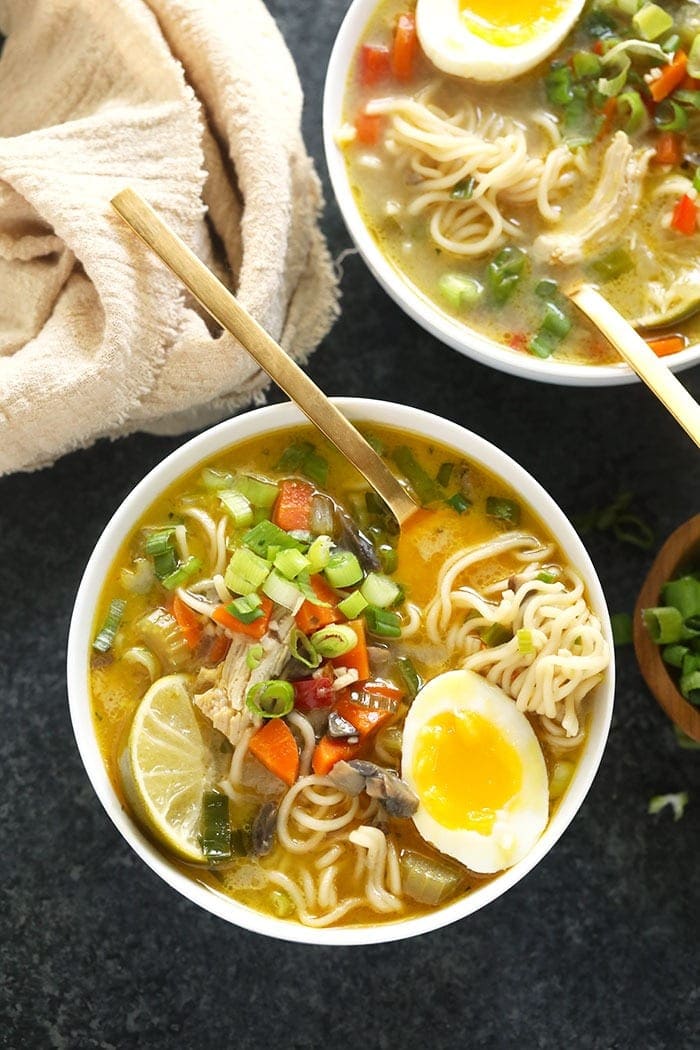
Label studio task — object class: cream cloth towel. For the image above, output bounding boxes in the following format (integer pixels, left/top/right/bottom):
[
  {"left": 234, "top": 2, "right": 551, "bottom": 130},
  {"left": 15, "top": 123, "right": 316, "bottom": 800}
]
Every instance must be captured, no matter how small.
[{"left": 0, "top": 0, "right": 339, "bottom": 475}]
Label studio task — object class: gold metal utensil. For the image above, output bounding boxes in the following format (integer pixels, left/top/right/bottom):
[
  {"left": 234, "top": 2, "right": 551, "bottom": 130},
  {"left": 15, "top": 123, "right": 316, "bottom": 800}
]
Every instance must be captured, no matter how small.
[
  {"left": 569, "top": 284, "right": 700, "bottom": 449},
  {"left": 111, "top": 188, "right": 419, "bottom": 527}
]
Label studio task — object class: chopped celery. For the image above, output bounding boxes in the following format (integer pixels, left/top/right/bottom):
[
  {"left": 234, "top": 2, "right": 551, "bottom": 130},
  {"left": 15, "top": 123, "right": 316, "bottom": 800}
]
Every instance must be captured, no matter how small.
[
  {"left": 120, "top": 558, "right": 155, "bottom": 595},
  {"left": 633, "top": 3, "right": 673, "bottom": 41},
  {"left": 231, "top": 475, "right": 279, "bottom": 509},
  {"left": 549, "top": 760, "right": 574, "bottom": 801},
  {"left": 337, "top": 589, "right": 369, "bottom": 619},
  {"left": 360, "top": 572, "right": 400, "bottom": 609},
  {"left": 399, "top": 851, "right": 463, "bottom": 905},
  {"left": 225, "top": 548, "right": 270, "bottom": 595},
  {"left": 218, "top": 490, "right": 253, "bottom": 527},
  {"left": 93, "top": 598, "right": 126, "bottom": 653},
  {"left": 261, "top": 570, "right": 302, "bottom": 611},
  {"left": 136, "top": 608, "right": 190, "bottom": 670},
  {"left": 325, "top": 550, "right": 363, "bottom": 588},
  {"left": 200, "top": 467, "right": 235, "bottom": 491}
]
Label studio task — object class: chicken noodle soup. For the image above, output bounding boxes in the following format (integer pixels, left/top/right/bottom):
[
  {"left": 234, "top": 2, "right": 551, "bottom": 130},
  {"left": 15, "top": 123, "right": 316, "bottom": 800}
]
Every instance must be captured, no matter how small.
[
  {"left": 340, "top": 0, "right": 700, "bottom": 365},
  {"left": 90, "top": 425, "right": 610, "bottom": 927}
]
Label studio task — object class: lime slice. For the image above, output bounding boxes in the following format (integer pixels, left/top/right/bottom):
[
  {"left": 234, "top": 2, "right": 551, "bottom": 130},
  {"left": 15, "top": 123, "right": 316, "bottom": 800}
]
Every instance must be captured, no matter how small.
[
  {"left": 633, "top": 280, "right": 700, "bottom": 330},
  {"left": 120, "top": 674, "right": 215, "bottom": 864}
]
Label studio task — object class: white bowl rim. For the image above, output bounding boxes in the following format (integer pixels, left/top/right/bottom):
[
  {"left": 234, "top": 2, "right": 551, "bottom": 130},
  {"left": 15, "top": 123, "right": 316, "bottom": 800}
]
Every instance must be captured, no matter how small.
[
  {"left": 322, "top": 0, "right": 700, "bottom": 387},
  {"left": 67, "top": 398, "right": 615, "bottom": 945}
]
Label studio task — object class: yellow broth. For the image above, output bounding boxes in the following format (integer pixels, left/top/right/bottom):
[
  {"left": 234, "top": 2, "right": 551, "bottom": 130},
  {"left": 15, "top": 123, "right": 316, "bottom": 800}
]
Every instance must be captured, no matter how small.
[{"left": 90, "top": 423, "right": 586, "bottom": 926}]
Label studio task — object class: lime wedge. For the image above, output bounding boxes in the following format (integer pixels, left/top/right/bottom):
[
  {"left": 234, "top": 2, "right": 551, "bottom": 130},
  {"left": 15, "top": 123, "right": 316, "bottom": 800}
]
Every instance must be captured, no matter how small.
[
  {"left": 119, "top": 674, "right": 215, "bottom": 864},
  {"left": 632, "top": 279, "right": 700, "bottom": 330}
]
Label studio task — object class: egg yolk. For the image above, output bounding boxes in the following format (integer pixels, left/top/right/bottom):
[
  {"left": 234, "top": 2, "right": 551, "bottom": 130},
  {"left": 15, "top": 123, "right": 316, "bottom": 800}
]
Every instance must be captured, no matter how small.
[
  {"left": 412, "top": 710, "right": 523, "bottom": 834},
  {"left": 458, "top": 0, "right": 568, "bottom": 47}
]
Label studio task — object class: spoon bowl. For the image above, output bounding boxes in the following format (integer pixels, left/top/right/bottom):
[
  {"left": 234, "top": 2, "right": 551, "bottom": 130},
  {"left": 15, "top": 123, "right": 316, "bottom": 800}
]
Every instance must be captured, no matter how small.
[{"left": 633, "top": 514, "right": 700, "bottom": 742}]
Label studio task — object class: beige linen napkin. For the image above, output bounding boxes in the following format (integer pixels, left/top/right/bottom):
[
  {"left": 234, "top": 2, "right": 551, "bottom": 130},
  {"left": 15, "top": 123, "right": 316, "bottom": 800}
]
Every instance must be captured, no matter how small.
[{"left": 0, "top": 0, "right": 339, "bottom": 475}]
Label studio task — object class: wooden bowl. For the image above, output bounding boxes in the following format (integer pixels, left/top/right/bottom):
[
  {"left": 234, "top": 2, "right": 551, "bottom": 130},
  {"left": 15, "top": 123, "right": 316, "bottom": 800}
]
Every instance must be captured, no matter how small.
[{"left": 633, "top": 514, "right": 700, "bottom": 742}]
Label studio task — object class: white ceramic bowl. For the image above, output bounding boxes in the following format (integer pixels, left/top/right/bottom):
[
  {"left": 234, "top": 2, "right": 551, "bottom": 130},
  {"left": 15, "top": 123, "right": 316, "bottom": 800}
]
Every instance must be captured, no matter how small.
[
  {"left": 67, "top": 398, "right": 615, "bottom": 945},
  {"left": 323, "top": 0, "right": 700, "bottom": 387}
]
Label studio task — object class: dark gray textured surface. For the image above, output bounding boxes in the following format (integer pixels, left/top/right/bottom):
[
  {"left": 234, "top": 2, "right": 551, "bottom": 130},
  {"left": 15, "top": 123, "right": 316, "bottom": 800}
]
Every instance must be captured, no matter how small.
[{"left": 2, "top": 2, "right": 699, "bottom": 1047}]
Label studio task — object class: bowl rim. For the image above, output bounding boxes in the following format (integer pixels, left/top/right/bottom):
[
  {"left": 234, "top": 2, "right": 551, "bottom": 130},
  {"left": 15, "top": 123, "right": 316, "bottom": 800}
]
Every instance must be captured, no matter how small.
[
  {"left": 321, "top": 0, "right": 700, "bottom": 388},
  {"left": 67, "top": 397, "right": 615, "bottom": 945}
]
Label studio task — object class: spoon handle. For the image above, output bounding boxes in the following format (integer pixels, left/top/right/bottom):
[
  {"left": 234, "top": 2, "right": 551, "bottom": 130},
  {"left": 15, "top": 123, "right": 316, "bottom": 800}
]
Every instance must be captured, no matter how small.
[
  {"left": 111, "top": 188, "right": 419, "bottom": 526},
  {"left": 570, "top": 284, "right": 700, "bottom": 449}
]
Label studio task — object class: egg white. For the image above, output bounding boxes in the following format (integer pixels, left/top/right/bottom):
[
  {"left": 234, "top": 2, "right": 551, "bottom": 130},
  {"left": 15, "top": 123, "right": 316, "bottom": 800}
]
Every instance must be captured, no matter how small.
[
  {"left": 401, "top": 669, "right": 549, "bottom": 874},
  {"left": 415, "top": 0, "right": 586, "bottom": 82}
]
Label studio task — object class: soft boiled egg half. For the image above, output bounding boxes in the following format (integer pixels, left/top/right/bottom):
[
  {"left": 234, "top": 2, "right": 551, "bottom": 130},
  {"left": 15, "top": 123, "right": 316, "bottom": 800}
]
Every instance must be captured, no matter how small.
[
  {"left": 415, "top": 0, "right": 586, "bottom": 82},
  {"left": 401, "top": 669, "right": 549, "bottom": 874}
]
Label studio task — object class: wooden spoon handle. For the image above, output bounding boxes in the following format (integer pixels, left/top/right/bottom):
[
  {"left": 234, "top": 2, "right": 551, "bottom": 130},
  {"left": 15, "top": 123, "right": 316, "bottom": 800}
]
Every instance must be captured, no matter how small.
[
  {"left": 111, "top": 188, "right": 418, "bottom": 526},
  {"left": 570, "top": 285, "right": 700, "bottom": 449}
]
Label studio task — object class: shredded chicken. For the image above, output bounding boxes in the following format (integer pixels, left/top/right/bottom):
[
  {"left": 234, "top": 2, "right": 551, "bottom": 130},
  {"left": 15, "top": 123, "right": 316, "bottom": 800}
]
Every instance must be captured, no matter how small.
[
  {"left": 533, "top": 132, "right": 654, "bottom": 266},
  {"left": 193, "top": 608, "right": 295, "bottom": 745}
]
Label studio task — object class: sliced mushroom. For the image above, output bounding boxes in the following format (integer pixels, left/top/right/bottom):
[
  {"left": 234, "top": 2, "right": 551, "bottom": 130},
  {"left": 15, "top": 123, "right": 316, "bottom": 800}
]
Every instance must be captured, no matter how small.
[
  {"left": 328, "top": 710, "right": 361, "bottom": 740},
  {"left": 327, "top": 760, "right": 367, "bottom": 796},
  {"left": 250, "top": 801, "right": 278, "bottom": 857},
  {"left": 335, "top": 508, "right": 381, "bottom": 572},
  {"left": 347, "top": 760, "right": 419, "bottom": 818}
]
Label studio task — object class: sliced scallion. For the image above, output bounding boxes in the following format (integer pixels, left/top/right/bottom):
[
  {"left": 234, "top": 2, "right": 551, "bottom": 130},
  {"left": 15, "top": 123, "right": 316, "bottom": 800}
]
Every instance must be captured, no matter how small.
[
  {"left": 243, "top": 519, "right": 303, "bottom": 559},
  {"left": 246, "top": 680, "right": 295, "bottom": 718},
  {"left": 246, "top": 643, "right": 264, "bottom": 670},
  {"left": 232, "top": 475, "right": 279, "bottom": 509},
  {"left": 437, "top": 462, "right": 454, "bottom": 487},
  {"left": 446, "top": 492, "right": 471, "bottom": 514},
  {"left": 219, "top": 490, "right": 254, "bottom": 527},
  {"left": 617, "top": 89, "right": 647, "bottom": 134},
  {"left": 226, "top": 594, "right": 263, "bottom": 624},
  {"left": 392, "top": 446, "right": 442, "bottom": 505},
  {"left": 93, "top": 598, "right": 126, "bottom": 653},
  {"left": 643, "top": 605, "right": 684, "bottom": 645},
  {"left": 277, "top": 441, "right": 328, "bottom": 487},
  {"left": 225, "top": 547, "right": 271, "bottom": 596},
  {"left": 610, "top": 612, "right": 633, "bottom": 646},
  {"left": 661, "top": 575, "right": 700, "bottom": 619},
  {"left": 144, "top": 527, "right": 177, "bottom": 557},
  {"left": 289, "top": 626, "right": 321, "bottom": 668},
  {"left": 517, "top": 628, "right": 535, "bottom": 655},
  {"left": 450, "top": 176, "right": 475, "bottom": 200},
  {"left": 311, "top": 623, "right": 358, "bottom": 658},
  {"left": 654, "top": 99, "right": 688, "bottom": 132},
  {"left": 274, "top": 547, "right": 310, "bottom": 581},
  {"left": 689, "top": 34, "right": 700, "bottom": 78},
  {"left": 397, "top": 656, "right": 420, "bottom": 700},
  {"left": 161, "top": 556, "right": 202, "bottom": 591},
  {"left": 360, "top": 572, "right": 400, "bottom": 609},
  {"left": 486, "top": 246, "right": 527, "bottom": 305},
  {"left": 307, "top": 534, "right": 333, "bottom": 574},
  {"left": 482, "top": 623, "right": 512, "bottom": 647},
  {"left": 201, "top": 791, "right": 232, "bottom": 861},
  {"left": 325, "top": 550, "right": 363, "bottom": 588},
  {"left": 261, "top": 570, "right": 302, "bottom": 612},
  {"left": 364, "top": 606, "right": 402, "bottom": 638}
]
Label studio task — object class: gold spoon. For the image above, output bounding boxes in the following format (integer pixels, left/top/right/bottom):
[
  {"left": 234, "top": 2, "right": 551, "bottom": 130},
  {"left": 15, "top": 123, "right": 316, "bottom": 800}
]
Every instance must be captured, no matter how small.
[
  {"left": 569, "top": 284, "right": 700, "bottom": 449},
  {"left": 111, "top": 188, "right": 419, "bottom": 528}
]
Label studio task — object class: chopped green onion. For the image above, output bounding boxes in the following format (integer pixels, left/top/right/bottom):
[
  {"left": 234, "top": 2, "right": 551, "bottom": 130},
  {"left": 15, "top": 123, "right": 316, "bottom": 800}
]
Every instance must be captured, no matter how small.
[
  {"left": 573, "top": 51, "right": 602, "bottom": 78},
  {"left": 338, "top": 589, "right": 369, "bottom": 619},
  {"left": 311, "top": 623, "right": 358, "bottom": 658},
  {"left": 274, "top": 547, "right": 310, "bottom": 580},
  {"left": 201, "top": 791, "right": 231, "bottom": 861},
  {"left": 153, "top": 548, "right": 178, "bottom": 580},
  {"left": 144, "top": 527, "right": 177, "bottom": 557},
  {"left": 232, "top": 475, "right": 279, "bottom": 509},
  {"left": 450, "top": 176, "right": 475, "bottom": 199},
  {"left": 549, "top": 760, "right": 574, "bottom": 800},
  {"left": 647, "top": 792, "right": 689, "bottom": 821},
  {"left": 680, "top": 669, "right": 700, "bottom": 703},
  {"left": 219, "top": 490, "right": 254, "bottom": 527},
  {"left": 325, "top": 550, "right": 363, "bottom": 588},
  {"left": 610, "top": 612, "right": 633, "bottom": 646},
  {"left": 289, "top": 627, "right": 321, "bottom": 668},
  {"left": 200, "top": 467, "right": 235, "bottom": 491},
  {"left": 689, "top": 34, "right": 700, "bottom": 78},
  {"left": 588, "top": 246, "right": 634, "bottom": 282},
  {"left": 584, "top": 9, "right": 618, "bottom": 38},
  {"left": 360, "top": 572, "right": 400, "bottom": 609},
  {"left": 486, "top": 246, "right": 527, "bottom": 305},
  {"left": 246, "top": 680, "right": 295, "bottom": 718},
  {"left": 663, "top": 644, "right": 689, "bottom": 669},
  {"left": 379, "top": 546, "right": 398, "bottom": 574},
  {"left": 243, "top": 520, "right": 303, "bottom": 559},
  {"left": 270, "top": 889, "right": 295, "bottom": 918},
  {"left": 277, "top": 441, "right": 328, "bottom": 487},
  {"left": 226, "top": 594, "right": 263, "bottom": 624},
  {"left": 674, "top": 726, "right": 700, "bottom": 750},
  {"left": 675, "top": 89, "right": 700, "bottom": 110},
  {"left": 517, "top": 628, "right": 535, "bottom": 655},
  {"left": 486, "top": 496, "right": 521, "bottom": 525},
  {"left": 261, "top": 570, "right": 302, "bottom": 611},
  {"left": 528, "top": 330, "right": 559, "bottom": 359},
  {"left": 541, "top": 301, "right": 572, "bottom": 339},
  {"left": 225, "top": 547, "right": 271, "bottom": 596},
  {"left": 661, "top": 575, "right": 700, "bottom": 619},
  {"left": 535, "top": 279, "right": 559, "bottom": 300},
  {"left": 482, "top": 623, "right": 512, "bottom": 647},
  {"left": 643, "top": 606, "right": 684, "bottom": 644},
  {"left": 437, "top": 462, "right": 454, "bottom": 487},
  {"left": 654, "top": 99, "right": 688, "bottom": 132},
  {"left": 307, "top": 534, "right": 333, "bottom": 573},
  {"left": 392, "top": 446, "right": 443, "bottom": 505},
  {"left": 633, "top": 3, "right": 673, "bottom": 42},
  {"left": 660, "top": 32, "right": 681, "bottom": 54},
  {"left": 537, "top": 571, "right": 558, "bottom": 584},
  {"left": 161, "top": 556, "right": 202, "bottom": 591},
  {"left": 617, "top": 89, "right": 648, "bottom": 134},
  {"left": 397, "top": 655, "right": 421, "bottom": 700},
  {"left": 446, "top": 492, "right": 471, "bottom": 514},
  {"left": 246, "top": 643, "right": 264, "bottom": 670},
  {"left": 437, "top": 272, "right": 484, "bottom": 311},
  {"left": 545, "top": 64, "right": 575, "bottom": 105},
  {"left": 364, "top": 605, "right": 402, "bottom": 638},
  {"left": 93, "top": 598, "right": 126, "bottom": 653}
]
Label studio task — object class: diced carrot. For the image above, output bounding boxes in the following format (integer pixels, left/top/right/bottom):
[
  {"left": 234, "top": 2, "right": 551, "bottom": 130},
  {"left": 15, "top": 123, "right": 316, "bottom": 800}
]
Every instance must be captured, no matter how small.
[
  {"left": 311, "top": 734, "right": 363, "bottom": 776},
  {"left": 249, "top": 719, "right": 299, "bottom": 787},
  {"left": 653, "top": 130, "right": 683, "bottom": 166},
  {"left": 645, "top": 334, "right": 686, "bottom": 357},
  {"left": 649, "top": 50, "right": 687, "bottom": 103},
  {"left": 211, "top": 594, "right": 273, "bottom": 640},
  {"left": 670, "top": 193, "right": 697, "bottom": 235},
  {"left": 359, "top": 43, "right": 391, "bottom": 85},
  {"left": 681, "top": 74, "right": 700, "bottom": 90},
  {"left": 331, "top": 618, "right": 370, "bottom": 681},
  {"left": 507, "top": 332, "right": 528, "bottom": 352},
  {"left": 206, "top": 632, "right": 231, "bottom": 665},
  {"left": 593, "top": 40, "right": 604, "bottom": 56},
  {"left": 335, "top": 690, "right": 399, "bottom": 740},
  {"left": 597, "top": 97, "right": 617, "bottom": 140},
  {"left": 172, "top": 594, "right": 202, "bottom": 650},
  {"left": 355, "top": 109, "right": 383, "bottom": 145},
  {"left": 295, "top": 574, "right": 343, "bottom": 634},
  {"left": 271, "top": 479, "right": 314, "bottom": 532},
  {"left": 391, "top": 13, "right": 417, "bottom": 81}
]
